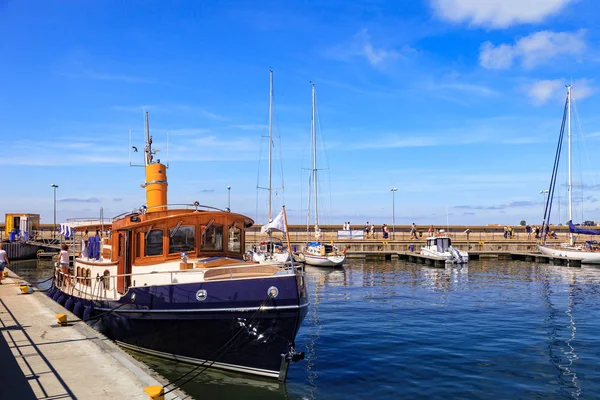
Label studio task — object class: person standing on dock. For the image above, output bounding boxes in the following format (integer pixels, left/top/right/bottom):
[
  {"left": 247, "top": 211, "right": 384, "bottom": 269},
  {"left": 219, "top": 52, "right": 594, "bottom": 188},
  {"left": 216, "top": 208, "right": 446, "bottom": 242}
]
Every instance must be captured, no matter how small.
[
  {"left": 382, "top": 224, "right": 389, "bottom": 239},
  {"left": 370, "top": 223, "right": 375, "bottom": 239},
  {"left": 59, "top": 244, "right": 70, "bottom": 286},
  {"left": 526, "top": 224, "right": 532, "bottom": 240},
  {"left": 0, "top": 243, "right": 9, "bottom": 284},
  {"left": 428, "top": 225, "right": 434, "bottom": 237}
]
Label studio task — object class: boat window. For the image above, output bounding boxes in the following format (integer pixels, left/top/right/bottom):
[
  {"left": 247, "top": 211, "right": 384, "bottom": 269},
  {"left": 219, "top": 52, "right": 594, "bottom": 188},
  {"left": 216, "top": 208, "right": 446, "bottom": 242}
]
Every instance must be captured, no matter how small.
[
  {"left": 86, "top": 269, "right": 91, "bottom": 287},
  {"left": 103, "top": 270, "right": 110, "bottom": 290},
  {"left": 145, "top": 229, "right": 164, "bottom": 256},
  {"left": 170, "top": 226, "right": 195, "bottom": 254},
  {"left": 135, "top": 232, "right": 141, "bottom": 258},
  {"left": 228, "top": 225, "right": 241, "bottom": 252},
  {"left": 201, "top": 224, "right": 223, "bottom": 251}
]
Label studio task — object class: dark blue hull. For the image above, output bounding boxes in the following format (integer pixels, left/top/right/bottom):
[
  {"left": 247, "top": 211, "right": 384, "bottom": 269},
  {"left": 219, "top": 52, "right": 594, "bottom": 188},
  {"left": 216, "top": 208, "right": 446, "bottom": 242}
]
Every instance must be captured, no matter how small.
[{"left": 49, "top": 273, "right": 308, "bottom": 378}]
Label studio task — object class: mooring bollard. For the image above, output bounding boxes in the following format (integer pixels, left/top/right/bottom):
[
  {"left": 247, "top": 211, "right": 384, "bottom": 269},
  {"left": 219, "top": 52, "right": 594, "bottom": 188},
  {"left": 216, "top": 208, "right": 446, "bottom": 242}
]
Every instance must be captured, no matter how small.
[
  {"left": 20, "top": 285, "right": 31, "bottom": 294},
  {"left": 144, "top": 386, "right": 164, "bottom": 400},
  {"left": 56, "top": 314, "right": 68, "bottom": 326}
]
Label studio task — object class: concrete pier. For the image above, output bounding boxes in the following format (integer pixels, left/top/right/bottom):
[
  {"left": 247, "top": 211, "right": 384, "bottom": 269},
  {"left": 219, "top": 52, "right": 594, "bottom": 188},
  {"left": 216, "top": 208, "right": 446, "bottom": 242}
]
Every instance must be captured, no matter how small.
[{"left": 0, "top": 270, "right": 187, "bottom": 399}]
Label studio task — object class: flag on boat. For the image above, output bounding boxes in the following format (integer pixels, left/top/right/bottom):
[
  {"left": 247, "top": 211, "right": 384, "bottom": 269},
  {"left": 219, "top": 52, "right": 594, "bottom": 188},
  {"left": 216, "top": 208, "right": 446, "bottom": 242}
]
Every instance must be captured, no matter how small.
[
  {"left": 261, "top": 209, "right": 285, "bottom": 233},
  {"left": 59, "top": 224, "right": 74, "bottom": 239}
]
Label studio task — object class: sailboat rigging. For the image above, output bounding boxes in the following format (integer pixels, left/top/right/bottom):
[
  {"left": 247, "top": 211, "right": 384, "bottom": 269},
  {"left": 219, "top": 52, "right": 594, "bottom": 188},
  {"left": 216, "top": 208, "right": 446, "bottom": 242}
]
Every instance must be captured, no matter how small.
[
  {"left": 301, "top": 82, "right": 346, "bottom": 267},
  {"left": 250, "top": 70, "right": 290, "bottom": 263},
  {"left": 538, "top": 85, "right": 600, "bottom": 263}
]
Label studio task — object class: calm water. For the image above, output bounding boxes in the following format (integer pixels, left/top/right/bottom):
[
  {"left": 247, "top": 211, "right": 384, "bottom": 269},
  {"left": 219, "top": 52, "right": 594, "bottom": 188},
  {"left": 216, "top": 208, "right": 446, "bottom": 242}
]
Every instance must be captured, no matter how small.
[{"left": 11, "top": 259, "right": 600, "bottom": 399}]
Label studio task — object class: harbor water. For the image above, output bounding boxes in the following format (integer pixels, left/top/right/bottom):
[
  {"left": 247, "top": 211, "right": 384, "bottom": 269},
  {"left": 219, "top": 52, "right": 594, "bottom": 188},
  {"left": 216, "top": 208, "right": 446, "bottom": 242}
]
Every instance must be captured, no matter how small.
[{"left": 11, "top": 259, "right": 600, "bottom": 399}]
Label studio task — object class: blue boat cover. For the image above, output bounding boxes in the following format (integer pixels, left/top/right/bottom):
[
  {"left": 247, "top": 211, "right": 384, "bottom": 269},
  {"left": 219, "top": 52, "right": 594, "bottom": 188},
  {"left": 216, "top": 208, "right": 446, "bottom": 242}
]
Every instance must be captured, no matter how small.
[
  {"left": 87, "top": 236, "right": 101, "bottom": 260},
  {"left": 568, "top": 220, "right": 600, "bottom": 235}
]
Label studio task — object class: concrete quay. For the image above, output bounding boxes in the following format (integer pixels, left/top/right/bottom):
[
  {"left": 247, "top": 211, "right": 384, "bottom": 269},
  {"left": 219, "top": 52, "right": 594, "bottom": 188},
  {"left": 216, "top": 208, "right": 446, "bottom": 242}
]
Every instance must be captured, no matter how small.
[{"left": 0, "top": 270, "right": 187, "bottom": 400}]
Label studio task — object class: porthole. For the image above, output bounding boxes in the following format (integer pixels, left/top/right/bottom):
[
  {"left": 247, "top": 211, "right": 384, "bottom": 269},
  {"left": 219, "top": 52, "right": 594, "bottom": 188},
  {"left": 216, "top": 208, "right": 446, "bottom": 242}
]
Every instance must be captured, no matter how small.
[
  {"left": 268, "top": 286, "right": 279, "bottom": 298},
  {"left": 196, "top": 289, "right": 207, "bottom": 301}
]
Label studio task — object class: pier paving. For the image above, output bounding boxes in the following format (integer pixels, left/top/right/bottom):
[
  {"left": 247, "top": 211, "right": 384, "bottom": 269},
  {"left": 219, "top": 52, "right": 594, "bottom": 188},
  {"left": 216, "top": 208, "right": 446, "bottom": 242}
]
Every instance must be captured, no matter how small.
[{"left": 0, "top": 271, "right": 186, "bottom": 399}]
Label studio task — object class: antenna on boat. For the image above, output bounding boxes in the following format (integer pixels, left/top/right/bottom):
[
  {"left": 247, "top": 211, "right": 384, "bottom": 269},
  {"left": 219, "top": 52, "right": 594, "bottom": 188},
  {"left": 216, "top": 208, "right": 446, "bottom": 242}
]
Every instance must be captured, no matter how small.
[{"left": 166, "top": 130, "right": 170, "bottom": 169}]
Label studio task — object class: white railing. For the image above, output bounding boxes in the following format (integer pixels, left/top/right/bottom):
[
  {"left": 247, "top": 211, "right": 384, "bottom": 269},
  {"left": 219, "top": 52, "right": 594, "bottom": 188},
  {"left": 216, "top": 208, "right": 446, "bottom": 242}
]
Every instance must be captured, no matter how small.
[{"left": 56, "top": 263, "right": 294, "bottom": 300}]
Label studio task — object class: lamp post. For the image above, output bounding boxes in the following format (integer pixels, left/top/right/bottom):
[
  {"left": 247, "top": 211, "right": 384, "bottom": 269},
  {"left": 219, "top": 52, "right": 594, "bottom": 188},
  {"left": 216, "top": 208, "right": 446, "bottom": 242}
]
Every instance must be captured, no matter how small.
[
  {"left": 51, "top": 184, "right": 59, "bottom": 238},
  {"left": 227, "top": 186, "right": 231, "bottom": 212},
  {"left": 540, "top": 189, "right": 549, "bottom": 206},
  {"left": 391, "top": 188, "right": 398, "bottom": 239}
]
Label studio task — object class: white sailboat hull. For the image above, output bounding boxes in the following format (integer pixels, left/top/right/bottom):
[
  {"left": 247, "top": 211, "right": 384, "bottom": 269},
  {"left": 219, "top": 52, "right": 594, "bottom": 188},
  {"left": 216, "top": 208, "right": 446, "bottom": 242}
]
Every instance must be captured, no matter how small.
[
  {"left": 303, "top": 253, "right": 345, "bottom": 267},
  {"left": 251, "top": 251, "right": 291, "bottom": 264},
  {"left": 538, "top": 244, "right": 600, "bottom": 264}
]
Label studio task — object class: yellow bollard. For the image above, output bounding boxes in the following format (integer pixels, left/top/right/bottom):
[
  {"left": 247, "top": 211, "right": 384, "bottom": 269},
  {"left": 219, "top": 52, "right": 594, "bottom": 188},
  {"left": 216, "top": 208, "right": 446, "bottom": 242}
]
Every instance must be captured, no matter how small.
[
  {"left": 2, "top": 271, "right": 8, "bottom": 277},
  {"left": 56, "top": 314, "right": 67, "bottom": 326},
  {"left": 144, "top": 386, "right": 164, "bottom": 400},
  {"left": 20, "top": 285, "right": 30, "bottom": 294}
]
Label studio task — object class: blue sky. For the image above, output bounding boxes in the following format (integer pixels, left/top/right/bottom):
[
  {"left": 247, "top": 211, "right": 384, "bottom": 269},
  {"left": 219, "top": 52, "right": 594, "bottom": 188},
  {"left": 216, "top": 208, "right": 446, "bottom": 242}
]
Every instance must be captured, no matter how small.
[{"left": 2, "top": 0, "right": 600, "bottom": 228}]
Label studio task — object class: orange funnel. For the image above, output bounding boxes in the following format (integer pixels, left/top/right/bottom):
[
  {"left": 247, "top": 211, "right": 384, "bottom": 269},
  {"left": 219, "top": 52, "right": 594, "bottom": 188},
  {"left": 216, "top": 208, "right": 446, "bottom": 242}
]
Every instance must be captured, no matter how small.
[{"left": 145, "top": 163, "right": 168, "bottom": 212}]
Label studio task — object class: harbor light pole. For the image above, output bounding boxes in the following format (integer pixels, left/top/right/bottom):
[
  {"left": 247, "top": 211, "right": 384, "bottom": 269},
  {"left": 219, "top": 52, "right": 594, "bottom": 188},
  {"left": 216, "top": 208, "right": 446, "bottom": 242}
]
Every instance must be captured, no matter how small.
[
  {"left": 391, "top": 188, "right": 398, "bottom": 239},
  {"left": 540, "top": 189, "right": 549, "bottom": 207},
  {"left": 51, "top": 184, "right": 59, "bottom": 238},
  {"left": 227, "top": 186, "right": 231, "bottom": 212}
]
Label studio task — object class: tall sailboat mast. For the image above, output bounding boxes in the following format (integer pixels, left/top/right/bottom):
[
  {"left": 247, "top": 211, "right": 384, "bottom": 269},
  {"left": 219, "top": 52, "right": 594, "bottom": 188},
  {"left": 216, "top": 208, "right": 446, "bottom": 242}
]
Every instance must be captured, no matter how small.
[
  {"left": 268, "top": 70, "right": 273, "bottom": 223},
  {"left": 311, "top": 83, "right": 319, "bottom": 227},
  {"left": 567, "top": 85, "right": 573, "bottom": 245}
]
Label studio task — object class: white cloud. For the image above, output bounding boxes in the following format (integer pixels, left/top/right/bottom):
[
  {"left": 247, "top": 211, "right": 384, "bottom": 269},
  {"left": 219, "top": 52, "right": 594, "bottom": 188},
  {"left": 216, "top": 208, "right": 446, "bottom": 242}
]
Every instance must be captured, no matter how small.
[
  {"left": 480, "top": 30, "right": 586, "bottom": 69},
  {"left": 430, "top": 0, "right": 575, "bottom": 29},
  {"left": 326, "top": 29, "right": 402, "bottom": 67},
  {"left": 356, "top": 29, "right": 399, "bottom": 66},
  {"left": 525, "top": 80, "right": 564, "bottom": 105},
  {"left": 524, "top": 79, "right": 594, "bottom": 105}
]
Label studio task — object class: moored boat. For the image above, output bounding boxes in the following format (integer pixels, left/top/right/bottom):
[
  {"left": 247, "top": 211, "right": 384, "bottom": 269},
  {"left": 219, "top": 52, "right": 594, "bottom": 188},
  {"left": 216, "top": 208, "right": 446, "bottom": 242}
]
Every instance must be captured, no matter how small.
[
  {"left": 249, "top": 70, "right": 291, "bottom": 264},
  {"left": 420, "top": 234, "right": 468, "bottom": 264},
  {"left": 538, "top": 85, "right": 600, "bottom": 264},
  {"left": 48, "top": 113, "right": 308, "bottom": 380},
  {"left": 300, "top": 83, "right": 346, "bottom": 268}
]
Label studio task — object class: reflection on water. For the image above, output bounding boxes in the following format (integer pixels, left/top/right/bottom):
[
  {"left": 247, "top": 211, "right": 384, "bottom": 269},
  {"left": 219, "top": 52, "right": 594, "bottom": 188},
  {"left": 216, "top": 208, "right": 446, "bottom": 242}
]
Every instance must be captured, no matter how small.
[{"left": 11, "top": 258, "right": 600, "bottom": 399}]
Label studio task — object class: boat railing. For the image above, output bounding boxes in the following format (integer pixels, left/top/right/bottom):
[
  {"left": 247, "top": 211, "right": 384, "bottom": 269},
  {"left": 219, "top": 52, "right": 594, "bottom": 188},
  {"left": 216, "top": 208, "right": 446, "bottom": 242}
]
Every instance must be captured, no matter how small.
[
  {"left": 65, "top": 217, "right": 113, "bottom": 226},
  {"left": 111, "top": 203, "right": 226, "bottom": 221},
  {"left": 55, "top": 263, "right": 293, "bottom": 300}
]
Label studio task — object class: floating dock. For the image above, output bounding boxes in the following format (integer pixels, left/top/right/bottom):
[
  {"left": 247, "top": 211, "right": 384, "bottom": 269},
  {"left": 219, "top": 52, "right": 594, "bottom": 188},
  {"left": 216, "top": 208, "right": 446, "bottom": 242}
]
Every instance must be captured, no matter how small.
[
  {"left": 346, "top": 250, "right": 582, "bottom": 268},
  {"left": 0, "top": 270, "right": 187, "bottom": 399}
]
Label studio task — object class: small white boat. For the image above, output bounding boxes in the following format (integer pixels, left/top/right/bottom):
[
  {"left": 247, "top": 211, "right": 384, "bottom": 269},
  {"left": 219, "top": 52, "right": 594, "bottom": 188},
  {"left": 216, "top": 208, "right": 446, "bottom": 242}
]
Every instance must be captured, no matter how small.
[
  {"left": 420, "top": 235, "right": 468, "bottom": 264},
  {"left": 303, "top": 241, "right": 346, "bottom": 267}
]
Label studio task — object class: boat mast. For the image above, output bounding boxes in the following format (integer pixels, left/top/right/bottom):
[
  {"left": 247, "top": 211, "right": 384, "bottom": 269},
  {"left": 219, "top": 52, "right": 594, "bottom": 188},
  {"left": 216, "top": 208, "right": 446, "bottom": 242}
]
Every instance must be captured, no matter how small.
[
  {"left": 311, "top": 82, "right": 319, "bottom": 228},
  {"left": 567, "top": 85, "right": 573, "bottom": 245},
  {"left": 268, "top": 69, "right": 273, "bottom": 223}
]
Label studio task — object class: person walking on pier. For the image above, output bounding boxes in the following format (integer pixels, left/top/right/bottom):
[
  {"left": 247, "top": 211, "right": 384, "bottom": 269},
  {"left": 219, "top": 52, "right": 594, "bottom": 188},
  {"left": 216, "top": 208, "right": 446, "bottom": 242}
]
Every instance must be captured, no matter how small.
[
  {"left": 428, "top": 225, "right": 434, "bottom": 237},
  {"left": 0, "top": 243, "right": 9, "bottom": 284},
  {"left": 382, "top": 224, "right": 389, "bottom": 239},
  {"left": 410, "top": 223, "right": 417, "bottom": 240},
  {"left": 526, "top": 224, "right": 532, "bottom": 240}
]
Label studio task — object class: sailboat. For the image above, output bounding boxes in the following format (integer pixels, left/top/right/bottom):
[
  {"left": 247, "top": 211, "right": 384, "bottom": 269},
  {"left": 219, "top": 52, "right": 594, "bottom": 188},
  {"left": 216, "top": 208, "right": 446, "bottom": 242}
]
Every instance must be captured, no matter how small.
[
  {"left": 250, "top": 70, "right": 291, "bottom": 264},
  {"left": 301, "top": 83, "right": 346, "bottom": 267},
  {"left": 538, "top": 85, "right": 600, "bottom": 263}
]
